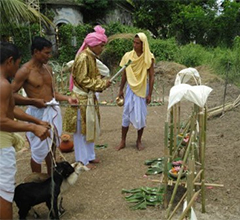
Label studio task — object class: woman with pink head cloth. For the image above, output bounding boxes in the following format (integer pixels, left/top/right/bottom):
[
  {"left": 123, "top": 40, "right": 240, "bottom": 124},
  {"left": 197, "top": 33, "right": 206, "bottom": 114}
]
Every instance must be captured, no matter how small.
[{"left": 63, "top": 25, "right": 111, "bottom": 170}]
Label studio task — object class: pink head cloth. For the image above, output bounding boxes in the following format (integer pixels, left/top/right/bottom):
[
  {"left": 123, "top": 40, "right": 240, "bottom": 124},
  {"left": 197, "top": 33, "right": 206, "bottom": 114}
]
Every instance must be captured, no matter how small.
[{"left": 69, "top": 25, "right": 108, "bottom": 91}]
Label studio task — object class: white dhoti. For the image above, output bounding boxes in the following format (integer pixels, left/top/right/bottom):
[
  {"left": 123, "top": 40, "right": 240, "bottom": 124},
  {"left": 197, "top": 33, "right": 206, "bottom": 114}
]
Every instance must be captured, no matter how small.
[
  {"left": 0, "top": 147, "right": 16, "bottom": 202},
  {"left": 122, "top": 84, "right": 148, "bottom": 130},
  {"left": 26, "top": 98, "right": 62, "bottom": 164},
  {"left": 74, "top": 109, "right": 95, "bottom": 166}
]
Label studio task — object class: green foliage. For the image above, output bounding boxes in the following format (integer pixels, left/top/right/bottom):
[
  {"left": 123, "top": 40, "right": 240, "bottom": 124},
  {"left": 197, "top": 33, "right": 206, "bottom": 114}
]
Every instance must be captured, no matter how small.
[
  {"left": 102, "top": 23, "right": 143, "bottom": 69},
  {"left": 132, "top": 0, "right": 175, "bottom": 38},
  {"left": 150, "top": 38, "right": 179, "bottom": 62},
  {"left": 57, "top": 24, "right": 92, "bottom": 63},
  {"left": 210, "top": 40, "right": 240, "bottom": 86},
  {"left": 1, "top": 23, "right": 42, "bottom": 63},
  {"left": 174, "top": 43, "right": 211, "bottom": 67}
]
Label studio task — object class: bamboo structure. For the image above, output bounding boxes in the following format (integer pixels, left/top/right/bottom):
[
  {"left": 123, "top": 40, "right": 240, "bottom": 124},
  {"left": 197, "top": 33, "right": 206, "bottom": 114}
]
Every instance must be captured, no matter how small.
[
  {"left": 164, "top": 101, "right": 209, "bottom": 219},
  {"left": 161, "top": 69, "right": 224, "bottom": 219}
]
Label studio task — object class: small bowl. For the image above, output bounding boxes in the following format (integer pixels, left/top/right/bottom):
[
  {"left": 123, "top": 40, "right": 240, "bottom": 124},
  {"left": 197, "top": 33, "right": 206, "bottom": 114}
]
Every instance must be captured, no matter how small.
[
  {"left": 116, "top": 97, "right": 124, "bottom": 106},
  {"left": 169, "top": 169, "right": 186, "bottom": 179}
]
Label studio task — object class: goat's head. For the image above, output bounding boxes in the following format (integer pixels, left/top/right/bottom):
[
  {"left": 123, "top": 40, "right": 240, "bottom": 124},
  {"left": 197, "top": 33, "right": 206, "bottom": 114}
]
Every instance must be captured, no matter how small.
[
  {"left": 55, "top": 161, "right": 74, "bottom": 179},
  {"left": 71, "top": 162, "right": 89, "bottom": 173}
]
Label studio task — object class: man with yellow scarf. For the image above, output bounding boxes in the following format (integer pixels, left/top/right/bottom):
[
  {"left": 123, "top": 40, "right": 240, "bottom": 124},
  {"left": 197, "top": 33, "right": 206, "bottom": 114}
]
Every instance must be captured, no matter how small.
[{"left": 116, "top": 33, "right": 155, "bottom": 151}]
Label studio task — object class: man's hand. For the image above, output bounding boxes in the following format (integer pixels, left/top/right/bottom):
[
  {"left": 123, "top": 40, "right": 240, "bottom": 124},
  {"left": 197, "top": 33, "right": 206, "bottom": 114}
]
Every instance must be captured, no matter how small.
[
  {"left": 106, "top": 80, "right": 112, "bottom": 88},
  {"left": 38, "top": 121, "right": 51, "bottom": 129},
  {"left": 118, "top": 90, "right": 124, "bottom": 99},
  {"left": 67, "top": 97, "right": 78, "bottom": 105},
  {"left": 32, "top": 124, "right": 50, "bottom": 141},
  {"left": 32, "top": 98, "right": 46, "bottom": 108},
  {"left": 146, "top": 95, "right": 152, "bottom": 105}
]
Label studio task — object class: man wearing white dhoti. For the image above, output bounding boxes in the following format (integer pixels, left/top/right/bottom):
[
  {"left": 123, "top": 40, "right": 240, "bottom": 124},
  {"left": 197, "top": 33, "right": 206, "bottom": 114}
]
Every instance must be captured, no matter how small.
[
  {"left": 64, "top": 25, "right": 111, "bottom": 170},
  {"left": 0, "top": 42, "right": 49, "bottom": 219},
  {"left": 12, "top": 37, "right": 77, "bottom": 175},
  {"left": 116, "top": 33, "right": 155, "bottom": 151}
]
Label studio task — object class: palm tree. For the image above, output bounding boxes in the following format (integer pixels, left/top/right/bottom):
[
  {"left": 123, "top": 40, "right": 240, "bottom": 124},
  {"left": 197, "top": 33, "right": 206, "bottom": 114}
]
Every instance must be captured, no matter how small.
[{"left": 0, "top": 0, "right": 53, "bottom": 30}]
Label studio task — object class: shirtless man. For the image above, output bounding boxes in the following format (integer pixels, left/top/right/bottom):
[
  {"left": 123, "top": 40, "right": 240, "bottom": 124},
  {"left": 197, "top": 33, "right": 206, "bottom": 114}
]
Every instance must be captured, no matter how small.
[
  {"left": 0, "top": 42, "right": 49, "bottom": 220},
  {"left": 12, "top": 36, "right": 78, "bottom": 175}
]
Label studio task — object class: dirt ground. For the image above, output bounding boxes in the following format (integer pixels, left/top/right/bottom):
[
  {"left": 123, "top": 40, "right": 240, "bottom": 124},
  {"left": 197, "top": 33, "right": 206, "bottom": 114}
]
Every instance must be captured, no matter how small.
[{"left": 13, "top": 62, "right": 240, "bottom": 220}]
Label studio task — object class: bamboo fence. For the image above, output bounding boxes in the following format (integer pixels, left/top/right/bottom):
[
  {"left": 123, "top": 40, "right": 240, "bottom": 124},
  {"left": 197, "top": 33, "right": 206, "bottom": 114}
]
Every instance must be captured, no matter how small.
[{"left": 158, "top": 100, "right": 224, "bottom": 220}]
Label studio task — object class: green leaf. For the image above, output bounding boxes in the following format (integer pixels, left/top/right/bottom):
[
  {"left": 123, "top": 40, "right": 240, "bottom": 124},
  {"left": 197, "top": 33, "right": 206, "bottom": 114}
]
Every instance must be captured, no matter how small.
[
  {"left": 144, "top": 157, "right": 163, "bottom": 166},
  {"left": 122, "top": 188, "right": 142, "bottom": 194},
  {"left": 95, "top": 144, "right": 108, "bottom": 149}
]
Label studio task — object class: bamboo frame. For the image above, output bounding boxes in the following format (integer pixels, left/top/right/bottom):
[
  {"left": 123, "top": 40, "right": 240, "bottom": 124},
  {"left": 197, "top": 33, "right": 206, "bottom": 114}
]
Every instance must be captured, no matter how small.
[{"left": 162, "top": 93, "right": 223, "bottom": 220}]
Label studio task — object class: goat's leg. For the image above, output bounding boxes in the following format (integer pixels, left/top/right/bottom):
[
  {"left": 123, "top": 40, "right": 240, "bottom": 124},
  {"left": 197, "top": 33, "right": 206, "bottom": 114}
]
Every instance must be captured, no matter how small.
[
  {"left": 28, "top": 207, "right": 40, "bottom": 219},
  {"left": 46, "top": 199, "right": 55, "bottom": 219},
  {"left": 58, "top": 197, "right": 66, "bottom": 216},
  {"left": 53, "top": 196, "right": 60, "bottom": 220},
  {"left": 18, "top": 206, "right": 31, "bottom": 220}
]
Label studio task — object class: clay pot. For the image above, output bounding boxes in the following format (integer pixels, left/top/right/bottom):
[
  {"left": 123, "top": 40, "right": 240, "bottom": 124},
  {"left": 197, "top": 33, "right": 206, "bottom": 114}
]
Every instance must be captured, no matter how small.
[{"left": 59, "top": 134, "right": 74, "bottom": 153}]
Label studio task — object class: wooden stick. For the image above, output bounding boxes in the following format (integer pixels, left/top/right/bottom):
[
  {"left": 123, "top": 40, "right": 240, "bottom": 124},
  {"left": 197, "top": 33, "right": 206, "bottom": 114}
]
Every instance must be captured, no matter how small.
[
  {"left": 166, "top": 132, "right": 193, "bottom": 218},
  {"left": 163, "top": 121, "right": 169, "bottom": 209},
  {"left": 179, "top": 189, "right": 201, "bottom": 220},
  {"left": 152, "top": 179, "right": 224, "bottom": 187},
  {"left": 167, "top": 192, "right": 187, "bottom": 220}
]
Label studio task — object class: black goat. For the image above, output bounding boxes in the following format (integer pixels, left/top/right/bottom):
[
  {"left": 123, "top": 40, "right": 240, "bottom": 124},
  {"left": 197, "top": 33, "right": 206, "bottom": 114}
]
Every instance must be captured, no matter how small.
[{"left": 14, "top": 161, "right": 74, "bottom": 220}]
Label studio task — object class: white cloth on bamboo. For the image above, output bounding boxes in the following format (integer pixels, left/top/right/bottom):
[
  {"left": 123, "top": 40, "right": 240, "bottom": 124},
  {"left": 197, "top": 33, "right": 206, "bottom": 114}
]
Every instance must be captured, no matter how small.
[
  {"left": 0, "top": 147, "right": 16, "bottom": 202},
  {"left": 74, "top": 109, "right": 95, "bottom": 165},
  {"left": 73, "top": 86, "right": 100, "bottom": 142},
  {"left": 174, "top": 67, "right": 201, "bottom": 86},
  {"left": 168, "top": 84, "right": 213, "bottom": 109},
  {"left": 122, "top": 84, "right": 147, "bottom": 130},
  {"left": 26, "top": 98, "right": 62, "bottom": 164}
]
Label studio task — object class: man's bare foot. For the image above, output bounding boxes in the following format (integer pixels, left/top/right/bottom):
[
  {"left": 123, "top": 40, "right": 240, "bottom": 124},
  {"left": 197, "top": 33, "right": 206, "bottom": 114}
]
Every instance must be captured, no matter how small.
[
  {"left": 115, "top": 141, "right": 126, "bottom": 151},
  {"left": 136, "top": 141, "right": 144, "bottom": 151},
  {"left": 86, "top": 163, "right": 96, "bottom": 170},
  {"left": 90, "top": 158, "right": 101, "bottom": 163}
]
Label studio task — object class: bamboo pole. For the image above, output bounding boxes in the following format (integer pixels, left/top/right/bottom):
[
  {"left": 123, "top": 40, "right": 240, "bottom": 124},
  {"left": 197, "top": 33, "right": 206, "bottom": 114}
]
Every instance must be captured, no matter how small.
[
  {"left": 167, "top": 192, "right": 187, "bottom": 220},
  {"left": 169, "top": 108, "right": 174, "bottom": 158},
  {"left": 163, "top": 121, "right": 169, "bottom": 209},
  {"left": 178, "top": 103, "right": 181, "bottom": 136},
  {"left": 179, "top": 189, "right": 201, "bottom": 220},
  {"left": 166, "top": 170, "right": 210, "bottom": 220},
  {"left": 187, "top": 159, "right": 195, "bottom": 205},
  {"left": 171, "top": 118, "right": 191, "bottom": 160},
  {"left": 201, "top": 107, "right": 207, "bottom": 213},
  {"left": 152, "top": 180, "right": 224, "bottom": 188},
  {"left": 166, "top": 132, "right": 194, "bottom": 218},
  {"left": 173, "top": 104, "right": 177, "bottom": 153}
]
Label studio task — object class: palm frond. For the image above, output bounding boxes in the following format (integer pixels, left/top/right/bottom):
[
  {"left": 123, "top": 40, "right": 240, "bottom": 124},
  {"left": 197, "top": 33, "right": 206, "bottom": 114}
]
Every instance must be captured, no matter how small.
[{"left": 0, "top": 0, "right": 54, "bottom": 28}]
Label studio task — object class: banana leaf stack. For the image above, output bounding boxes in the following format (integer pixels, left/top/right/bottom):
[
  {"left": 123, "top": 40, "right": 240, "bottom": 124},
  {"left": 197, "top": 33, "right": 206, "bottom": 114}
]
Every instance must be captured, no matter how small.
[
  {"left": 145, "top": 157, "right": 164, "bottom": 175},
  {"left": 122, "top": 187, "right": 164, "bottom": 210}
]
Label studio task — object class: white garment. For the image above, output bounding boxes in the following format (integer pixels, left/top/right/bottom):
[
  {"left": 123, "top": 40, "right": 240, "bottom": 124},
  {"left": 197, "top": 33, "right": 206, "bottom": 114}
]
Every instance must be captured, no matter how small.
[
  {"left": 74, "top": 109, "right": 95, "bottom": 166},
  {"left": 26, "top": 98, "right": 62, "bottom": 164},
  {"left": 122, "top": 84, "right": 148, "bottom": 130},
  {"left": 0, "top": 147, "right": 16, "bottom": 202}
]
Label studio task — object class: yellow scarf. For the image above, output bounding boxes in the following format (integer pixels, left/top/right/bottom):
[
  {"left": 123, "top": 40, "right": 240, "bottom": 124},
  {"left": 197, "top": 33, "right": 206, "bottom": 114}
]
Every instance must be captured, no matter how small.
[{"left": 120, "top": 33, "right": 154, "bottom": 98}]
